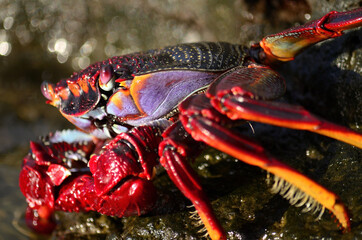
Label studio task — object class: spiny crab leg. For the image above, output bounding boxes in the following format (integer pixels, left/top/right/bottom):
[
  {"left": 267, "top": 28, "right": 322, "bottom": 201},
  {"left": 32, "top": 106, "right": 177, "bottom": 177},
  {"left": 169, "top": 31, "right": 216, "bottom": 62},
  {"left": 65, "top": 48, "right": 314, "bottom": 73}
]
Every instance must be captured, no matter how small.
[
  {"left": 179, "top": 95, "right": 351, "bottom": 234},
  {"left": 208, "top": 65, "right": 362, "bottom": 149},
  {"left": 159, "top": 121, "right": 226, "bottom": 240},
  {"left": 214, "top": 95, "right": 362, "bottom": 148},
  {"left": 254, "top": 8, "right": 362, "bottom": 63}
]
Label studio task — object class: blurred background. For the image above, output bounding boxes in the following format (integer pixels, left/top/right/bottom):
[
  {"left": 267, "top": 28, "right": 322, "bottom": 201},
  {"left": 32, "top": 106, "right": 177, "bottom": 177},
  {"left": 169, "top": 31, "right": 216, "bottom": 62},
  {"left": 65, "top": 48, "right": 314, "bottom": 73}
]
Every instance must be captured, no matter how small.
[{"left": 0, "top": 0, "right": 361, "bottom": 239}]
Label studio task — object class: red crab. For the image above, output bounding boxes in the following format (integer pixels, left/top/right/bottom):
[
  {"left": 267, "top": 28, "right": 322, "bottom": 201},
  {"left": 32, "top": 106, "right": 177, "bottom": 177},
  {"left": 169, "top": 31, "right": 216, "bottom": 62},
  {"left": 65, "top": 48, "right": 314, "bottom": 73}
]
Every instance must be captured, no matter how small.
[{"left": 20, "top": 8, "right": 362, "bottom": 239}]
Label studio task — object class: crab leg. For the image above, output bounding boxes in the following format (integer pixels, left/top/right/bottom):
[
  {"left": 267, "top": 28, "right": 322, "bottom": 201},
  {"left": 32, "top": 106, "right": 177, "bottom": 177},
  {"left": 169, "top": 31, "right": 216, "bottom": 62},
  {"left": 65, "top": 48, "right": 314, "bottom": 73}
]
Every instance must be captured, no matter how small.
[
  {"left": 179, "top": 95, "right": 351, "bottom": 232},
  {"left": 208, "top": 65, "right": 362, "bottom": 148},
  {"left": 159, "top": 121, "right": 226, "bottom": 240},
  {"left": 215, "top": 96, "right": 362, "bottom": 148},
  {"left": 254, "top": 8, "right": 362, "bottom": 63}
]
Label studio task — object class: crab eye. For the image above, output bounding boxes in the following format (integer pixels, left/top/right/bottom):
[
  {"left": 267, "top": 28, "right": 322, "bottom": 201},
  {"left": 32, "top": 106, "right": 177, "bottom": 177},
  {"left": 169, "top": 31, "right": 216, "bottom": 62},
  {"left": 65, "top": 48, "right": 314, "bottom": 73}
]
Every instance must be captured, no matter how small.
[{"left": 99, "top": 65, "right": 115, "bottom": 91}]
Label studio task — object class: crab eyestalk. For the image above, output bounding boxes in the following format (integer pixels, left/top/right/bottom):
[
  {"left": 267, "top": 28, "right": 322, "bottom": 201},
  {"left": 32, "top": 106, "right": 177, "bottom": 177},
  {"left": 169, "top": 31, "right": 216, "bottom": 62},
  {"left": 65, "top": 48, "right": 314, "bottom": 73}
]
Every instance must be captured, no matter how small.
[{"left": 99, "top": 65, "right": 116, "bottom": 91}]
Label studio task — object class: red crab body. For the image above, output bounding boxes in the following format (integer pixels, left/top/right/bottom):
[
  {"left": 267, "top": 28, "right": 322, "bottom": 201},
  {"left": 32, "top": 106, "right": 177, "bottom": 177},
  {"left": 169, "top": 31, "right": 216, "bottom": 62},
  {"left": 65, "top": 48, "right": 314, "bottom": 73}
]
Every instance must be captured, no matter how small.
[{"left": 20, "top": 8, "right": 362, "bottom": 239}]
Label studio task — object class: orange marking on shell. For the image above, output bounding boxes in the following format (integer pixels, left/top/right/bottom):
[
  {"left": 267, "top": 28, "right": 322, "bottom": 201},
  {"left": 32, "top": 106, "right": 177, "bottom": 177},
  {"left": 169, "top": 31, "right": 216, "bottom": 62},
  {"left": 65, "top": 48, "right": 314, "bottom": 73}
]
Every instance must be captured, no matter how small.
[
  {"left": 110, "top": 92, "right": 123, "bottom": 110},
  {"left": 58, "top": 88, "right": 70, "bottom": 101},
  {"left": 130, "top": 74, "right": 152, "bottom": 115},
  {"left": 77, "top": 77, "right": 89, "bottom": 93},
  {"left": 119, "top": 82, "right": 130, "bottom": 96},
  {"left": 67, "top": 81, "right": 81, "bottom": 97}
]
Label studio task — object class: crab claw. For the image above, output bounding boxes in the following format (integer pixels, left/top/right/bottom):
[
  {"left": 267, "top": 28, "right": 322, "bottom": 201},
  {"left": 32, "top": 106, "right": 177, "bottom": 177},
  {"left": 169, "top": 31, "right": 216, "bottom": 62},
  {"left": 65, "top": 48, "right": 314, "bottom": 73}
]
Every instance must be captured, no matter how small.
[
  {"left": 88, "top": 133, "right": 152, "bottom": 196},
  {"left": 89, "top": 126, "right": 162, "bottom": 196},
  {"left": 19, "top": 130, "right": 96, "bottom": 232},
  {"left": 19, "top": 164, "right": 55, "bottom": 213},
  {"left": 82, "top": 126, "right": 163, "bottom": 217},
  {"left": 97, "top": 177, "right": 157, "bottom": 217},
  {"left": 55, "top": 174, "right": 157, "bottom": 217},
  {"left": 19, "top": 161, "right": 58, "bottom": 233},
  {"left": 25, "top": 207, "right": 56, "bottom": 235},
  {"left": 89, "top": 144, "right": 143, "bottom": 196},
  {"left": 19, "top": 140, "right": 73, "bottom": 212}
]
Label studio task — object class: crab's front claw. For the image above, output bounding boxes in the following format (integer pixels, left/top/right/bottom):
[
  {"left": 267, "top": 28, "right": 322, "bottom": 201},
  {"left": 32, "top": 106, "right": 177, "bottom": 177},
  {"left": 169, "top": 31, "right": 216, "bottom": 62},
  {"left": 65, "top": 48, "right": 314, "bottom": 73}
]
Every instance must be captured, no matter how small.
[
  {"left": 19, "top": 130, "right": 96, "bottom": 232},
  {"left": 19, "top": 164, "right": 56, "bottom": 213},
  {"left": 87, "top": 146, "right": 159, "bottom": 217},
  {"left": 254, "top": 8, "right": 362, "bottom": 63},
  {"left": 25, "top": 207, "right": 57, "bottom": 234},
  {"left": 86, "top": 126, "right": 164, "bottom": 217},
  {"left": 89, "top": 138, "right": 144, "bottom": 196},
  {"left": 92, "top": 176, "right": 158, "bottom": 217},
  {"left": 19, "top": 143, "right": 70, "bottom": 232},
  {"left": 55, "top": 174, "right": 158, "bottom": 217},
  {"left": 19, "top": 164, "right": 57, "bottom": 234}
]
